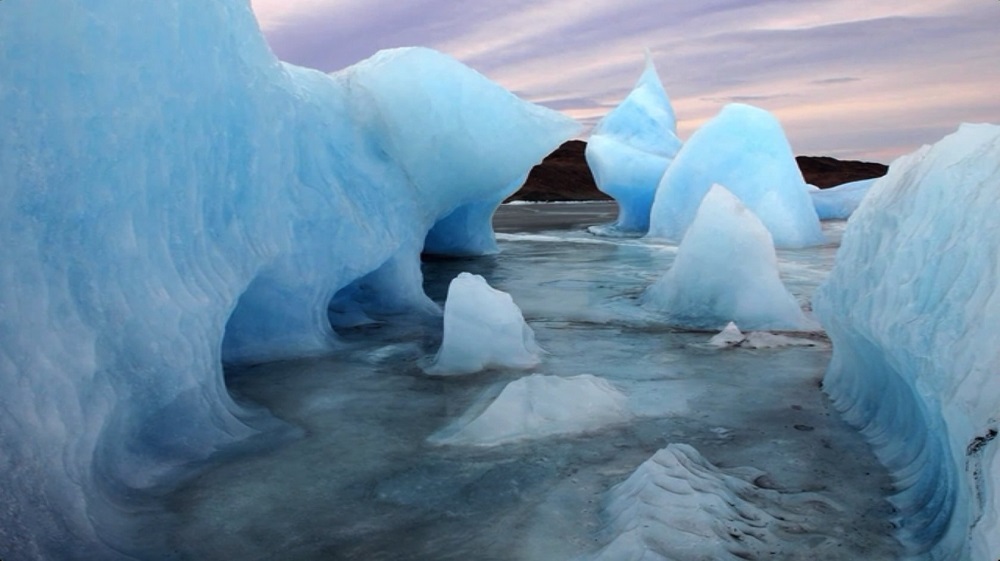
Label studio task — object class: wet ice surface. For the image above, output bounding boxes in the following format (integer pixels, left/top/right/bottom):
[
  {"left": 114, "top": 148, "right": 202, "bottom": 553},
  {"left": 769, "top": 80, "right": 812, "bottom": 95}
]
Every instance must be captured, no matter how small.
[{"left": 166, "top": 203, "right": 899, "bottom": 560}]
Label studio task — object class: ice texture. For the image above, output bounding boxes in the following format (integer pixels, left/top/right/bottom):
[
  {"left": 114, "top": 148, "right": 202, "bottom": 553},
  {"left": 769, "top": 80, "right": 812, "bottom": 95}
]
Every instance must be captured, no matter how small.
[
  {"left": 425, "top": 273, "right": 542, "bottom": 375},
  {"left": 811, "top": 178, "right": 876, "bottom": 220},
  {"left": 585, "top": 53, "right": 682, "bottom": 233},
  {"left": 815, "top": 124, "right": 1000, "bottom": 560},
  {"left": 586, "top": 443, "right": 840, "bottom": 560},
  {"left": 430, "top": 374, "right": 630, "bottom": 446},
  {"left": 642, "top": 185, "right": 814, "bottom": 331},
  {"left": 647, "top": 103, "right": 824, "bottom": 248},
  {"left": 0, "top": 2, "right": 578, "bottom": 558}
]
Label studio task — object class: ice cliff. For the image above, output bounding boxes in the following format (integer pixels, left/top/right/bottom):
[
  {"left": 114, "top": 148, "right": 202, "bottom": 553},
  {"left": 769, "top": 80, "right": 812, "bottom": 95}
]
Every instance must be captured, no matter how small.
[
  {"left": 815, "top": 124, "right": 1000, "bottom": 560},
  {"left": 0, "top": 1, "right": 578, "bottom": 558},
  {"left": 647, "top": 103, "right": 824, "bottom": 248},
  {"left": 585, "top": 53, "right": 681, "bottom": 234}
]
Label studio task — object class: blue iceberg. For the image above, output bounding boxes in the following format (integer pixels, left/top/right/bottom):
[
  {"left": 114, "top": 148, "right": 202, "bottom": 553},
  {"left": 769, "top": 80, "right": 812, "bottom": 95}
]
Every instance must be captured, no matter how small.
[
  {"left": 816, "top": 124, "right": 1000, "bottom": 560},
  {"left": 647, "top": 103, "right": 825, "bottom": 248},
  {"left": 811, "top": 177, "right": 877, "bottom": 220},
  {"left": 0, "top": 2, "right": 577, "bottom": 558},
  {"left": 585, "top": 53, "right": 682, "bottom": 234}
]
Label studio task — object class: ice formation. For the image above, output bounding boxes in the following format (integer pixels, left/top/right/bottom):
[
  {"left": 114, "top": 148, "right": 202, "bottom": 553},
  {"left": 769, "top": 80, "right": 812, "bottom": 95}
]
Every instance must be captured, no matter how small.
[
  {"left": 707, "top": 322, "right": 819, "bottom": 349},
  {"left": 647, "top": 103, "right": 824, "bottom": 248},
  {"left": 424, "top": 273, "right": 542, "bottom": 375},
  {"left": 0, "top": 2, "right": 578, "bottom": 558},
  {"left": 585, "top": 52, "right": 682, "bottom": 233},
  {"left": 586, "top": 443, "right": 839, "bottom": 560},
  {"left": 815, "top": 124, "right": 1000, "bottom": 560},
  {"left": 642, "top": 185, "right": 814, "bottom": 331},
  {"left": 429, "top": 374, "right": 630, "bottom": 446},
  {"left": 811, "top": 177, "right": 876, "bottom": 220}
]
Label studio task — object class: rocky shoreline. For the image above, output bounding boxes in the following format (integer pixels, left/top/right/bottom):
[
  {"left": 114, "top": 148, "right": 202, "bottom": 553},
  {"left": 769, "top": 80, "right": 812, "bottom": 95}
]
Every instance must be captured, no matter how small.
[{"left": 507, "top": 140, "right": 888, "bottom": 202}]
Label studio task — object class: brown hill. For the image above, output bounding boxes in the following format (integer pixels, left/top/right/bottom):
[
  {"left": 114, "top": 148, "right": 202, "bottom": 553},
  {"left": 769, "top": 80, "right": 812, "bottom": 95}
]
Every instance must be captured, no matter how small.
[
  {"left": 507, "top": 141, "right": 888, "bottom": 202},
  {"left": 796, "top": 156, "right": 888, "bottom": 189}
]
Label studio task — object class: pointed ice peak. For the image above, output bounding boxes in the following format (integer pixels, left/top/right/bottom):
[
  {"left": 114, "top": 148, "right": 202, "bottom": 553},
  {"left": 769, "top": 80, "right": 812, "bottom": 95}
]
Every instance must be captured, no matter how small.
[{"left": 591, "top": 51, "right": 679, "bottom": 145}]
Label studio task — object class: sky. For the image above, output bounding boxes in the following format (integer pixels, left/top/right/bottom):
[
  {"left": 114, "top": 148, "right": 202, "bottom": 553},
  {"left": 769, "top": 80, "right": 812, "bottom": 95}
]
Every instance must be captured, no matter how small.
[{"left": 249, "top": 0, "right": 999, "bottom": 162}]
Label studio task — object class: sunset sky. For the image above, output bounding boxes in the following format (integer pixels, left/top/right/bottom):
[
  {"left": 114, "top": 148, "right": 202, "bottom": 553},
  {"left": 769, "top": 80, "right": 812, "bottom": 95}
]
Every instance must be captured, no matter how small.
[{"left": 249, "top": 0, "right": 999, "bottom": 162}]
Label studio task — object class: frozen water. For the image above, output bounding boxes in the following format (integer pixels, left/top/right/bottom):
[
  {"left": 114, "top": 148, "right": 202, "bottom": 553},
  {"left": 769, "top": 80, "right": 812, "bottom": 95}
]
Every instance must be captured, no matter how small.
[
  {"left": 648, "top": 104, "right": 825, "bottom": 248},
  {"left": 586, "top": 52, "right": 682, "bottom": 234},
  {"left": 811, "top": 178, "right": 876, "bottom": 220},
  {"left": 425, "top": 273, "right": 542, "bottom": 375},
  {"left": 159, "top": 207, "right": 900, "bottom": 561},
  {"left": 0, "top": 2, "right": 576, "bottom": 558},
  {"left": 643, "top": 185, "right": 815, "bottom": 331},
  {"left": 709, "top": 322, "right": 747, "bottom": 347},
  {"left": 429, "top": 374, "right": 630, "bottom": 446},
  {"left": 585, "top": 443, "right": 845, "bottom": 560},
  {"left": 816, "top": 123, "right": 1000, "bottom": 560}
]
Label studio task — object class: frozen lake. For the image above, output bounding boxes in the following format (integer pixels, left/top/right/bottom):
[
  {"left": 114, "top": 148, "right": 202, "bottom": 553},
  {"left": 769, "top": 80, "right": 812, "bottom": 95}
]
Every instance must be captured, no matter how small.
[{"left": 163, "top": 202, "right": 901, "bottom": 560}]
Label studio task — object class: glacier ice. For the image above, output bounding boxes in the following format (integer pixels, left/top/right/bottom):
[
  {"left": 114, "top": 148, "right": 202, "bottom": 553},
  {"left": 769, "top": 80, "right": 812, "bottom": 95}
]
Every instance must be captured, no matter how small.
[
  {"left": 425, "top": 272, "right": 542, "bottom": 375},
  {"left": 585, "top": 53, "right": 682, "bottom": 234},
  {"left": 647, "top": 103, "right": 825, "bottom": 248},
  {"left": 811, "top": 177, "right": 876, "bottom": 220},
  {"left": 585, "top": 443, "right": 841, "bottom": 560},
  {"left": 642, "top": 185, "right": 814, "bottom": 331},
  {"left": 429, "top": 374, "right": 630, "bottom": 446},
  {"left": 0, "top": 1, "right": 577, "bottom": 558},
  {"left": 815, "top": 123, "right": 1000, "bottom": 560}
]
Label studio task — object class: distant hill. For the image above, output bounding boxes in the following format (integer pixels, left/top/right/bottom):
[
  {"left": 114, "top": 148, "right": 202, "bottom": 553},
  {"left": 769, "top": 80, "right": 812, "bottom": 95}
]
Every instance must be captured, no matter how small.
[
  {"left": 795, "top": 156, "right": 888, "bottom": 189},
  {"left": 506, "top": 141, "right": 888, "bottom": 202}
]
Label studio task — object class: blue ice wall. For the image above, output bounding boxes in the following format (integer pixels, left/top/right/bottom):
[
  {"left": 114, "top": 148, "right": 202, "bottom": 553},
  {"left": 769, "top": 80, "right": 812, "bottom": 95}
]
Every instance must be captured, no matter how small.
[
  {"left": 815, "top": 124, "right": 1000, "bottom": 560},
  {"left": 0, "top": 1, "right": 577, "bottom": 558}
]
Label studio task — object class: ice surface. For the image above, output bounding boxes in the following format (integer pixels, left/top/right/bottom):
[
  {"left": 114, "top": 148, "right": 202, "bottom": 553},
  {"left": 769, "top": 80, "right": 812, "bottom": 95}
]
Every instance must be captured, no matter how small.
[
  {"left": 647, "top": 103, "right": 824, "bottom": 248},
  {"left": 811, "top": 178, "right": 876, "bottom": 220},
  {"left": 643, "top": 185, "right": 815, "bottom": 330},
  {"left": 815, "top": 124, "right": 1000, "bottom": 560},
  {"left": 585, "top": 443, "right": 842, "bottom": 560},
  {"left": 585, "top": 53, "right": 682, "bottom": 233},
  {"left": 430, "top": 374, "right": 630, "bottom": 446},
  {"left": 0, "top": 2, "right": 577, "bottom": 557},
  {"left": 425, "top": 273, "right": 542, "bottom": 375}
]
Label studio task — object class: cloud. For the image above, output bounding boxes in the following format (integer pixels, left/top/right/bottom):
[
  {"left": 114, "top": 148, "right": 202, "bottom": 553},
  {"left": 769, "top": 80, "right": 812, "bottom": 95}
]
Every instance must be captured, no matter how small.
[{"left": 249, "top": 0, "right": 1000, "bottom": 161}]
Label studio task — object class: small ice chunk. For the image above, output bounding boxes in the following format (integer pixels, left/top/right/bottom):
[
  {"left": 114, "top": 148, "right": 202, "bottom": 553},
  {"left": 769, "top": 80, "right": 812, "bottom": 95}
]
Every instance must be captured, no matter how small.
[
  {"left": 430, "top": 374, "right": 630, "bottom": 446},
  {"left": 643, "top": 185, "right": 814, "bottom": 331},
  {"left": 425, "top": 273, "right": 541, "bottom": 375},
  {"left": 708, "top": 321, "right": 745, "bottom": 347}
]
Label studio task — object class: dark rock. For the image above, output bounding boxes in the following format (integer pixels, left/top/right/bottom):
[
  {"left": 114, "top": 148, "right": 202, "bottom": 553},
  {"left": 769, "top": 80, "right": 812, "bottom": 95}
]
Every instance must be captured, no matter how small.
[
  {"left": 795, "top": 155, "right": 888, "bottom": 189},
  {"left": 506, "top": 141, "right": 889, "bottom": 202},
  {"left": 505, "top": 140, "right": 609, "bottom": 202}
]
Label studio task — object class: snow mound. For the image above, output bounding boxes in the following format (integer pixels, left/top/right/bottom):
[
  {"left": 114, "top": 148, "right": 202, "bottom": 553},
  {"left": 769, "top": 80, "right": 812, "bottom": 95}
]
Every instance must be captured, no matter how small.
[
  {"left": 815, "top": 123, "right": 1000, "bottom": 560},
  {"left": 0, "top": 3, "right": 577, "bottom": 558},
  {"left": 585, "top": 443, "right": 841, "bottom": 560},
  {"left": 811, "top": 178, "right": 876, "bottom": 220},
  {"left": 586, "top": 52, "right": 682, "bottom": 233},
  {"left": 430, "top": 374, "right": 630, "bottom": 446},
  {"left": 648, "top": 103, "right": 824, "bottom": 248},
  {"left": 425, "top": 273, "right": 542, "bottom": 375},
  {"left": 643, "top": 185, "right": 814, "bottom": 331}
]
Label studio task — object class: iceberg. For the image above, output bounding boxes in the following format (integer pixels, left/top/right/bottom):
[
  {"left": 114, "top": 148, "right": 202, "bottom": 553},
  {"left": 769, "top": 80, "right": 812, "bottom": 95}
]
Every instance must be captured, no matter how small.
[
  {"left": 585, "top": 443, "right": 840, "bottom": 560},
  {"left": 647, "top": 103, "right": 825, "bottom": 248},
  {"left": 642, "top": 185, "right": 814, "bottom": 331},
  {"left": 429, "top": 374, "right": 630, "bottom": 446},
  {"left": 585, "top": 53, "right": 682, "bottom": 234},
  {"left": 815, "top": 124, "right": 1000, "bottom": 560},
  {"left": 0, "top": 2, "right": 577, "bottom": 558},
  {"left": 810, "top": 177, "right": 877, "bottom": 220},
  {"left": 425, "top": 273, "right": 542, "bottom": 375}
]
